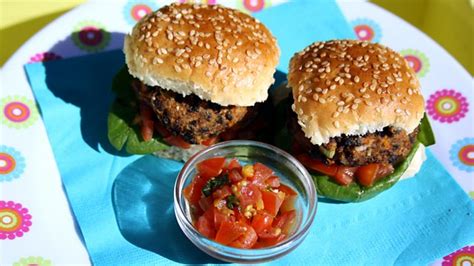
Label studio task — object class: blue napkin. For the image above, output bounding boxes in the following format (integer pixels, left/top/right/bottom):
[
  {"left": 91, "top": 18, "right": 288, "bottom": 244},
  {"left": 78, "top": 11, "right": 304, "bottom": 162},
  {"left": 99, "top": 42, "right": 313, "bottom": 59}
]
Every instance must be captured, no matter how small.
[{"left": 24, "top": 1, "right": 474, "bottom": 265}]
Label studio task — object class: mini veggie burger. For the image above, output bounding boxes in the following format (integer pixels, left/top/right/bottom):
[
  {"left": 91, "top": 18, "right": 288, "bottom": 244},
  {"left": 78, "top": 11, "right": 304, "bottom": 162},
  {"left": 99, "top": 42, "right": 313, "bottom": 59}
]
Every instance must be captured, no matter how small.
[
  {"left": 277, "top": 40, "right": 434, "bottom": 202},
  {"left": 108, "top": 3, "right": 279, "bottom": 160}
]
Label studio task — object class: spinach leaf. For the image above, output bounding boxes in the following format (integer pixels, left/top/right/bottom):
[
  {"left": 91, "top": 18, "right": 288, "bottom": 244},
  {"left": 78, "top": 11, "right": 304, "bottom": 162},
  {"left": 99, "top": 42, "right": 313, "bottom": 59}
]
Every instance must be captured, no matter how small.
[
  {"left": 202, "top": 174, "right": 230, "bottom": 197},
  {"left": 417, "top": 114, "right": 435, "bottom": 146},
  {"left": 107, "top": 66, "right": 169, "bottom": 154}
]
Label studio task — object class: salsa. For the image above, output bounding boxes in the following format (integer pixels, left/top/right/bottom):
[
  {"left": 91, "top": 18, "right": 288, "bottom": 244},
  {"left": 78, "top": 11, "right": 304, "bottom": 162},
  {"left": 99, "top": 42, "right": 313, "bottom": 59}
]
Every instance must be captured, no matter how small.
[{"left": 183, "top": 157, "right": 299, "bottom": 249}]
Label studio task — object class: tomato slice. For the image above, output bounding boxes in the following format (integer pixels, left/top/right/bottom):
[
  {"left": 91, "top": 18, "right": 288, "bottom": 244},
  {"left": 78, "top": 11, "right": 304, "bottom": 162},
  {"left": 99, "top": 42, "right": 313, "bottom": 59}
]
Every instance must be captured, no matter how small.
[
  {"left": 252, "top": 163, "right": 274, "bottom": 183},
  {"left": 251, "top": 211, "right": 274, "bottom": 233},
  {"left": 376, "top": 163, "right": 394, "bottom": 178},
  {"left": 202, "top": 137, "right": 219, "bottom": 146},
  {"left": 139, "top": 104, "right": 155, "bottom": 141},
  {"left": 227, "top": 158, "right": 242, "bottom": 171},
  {"left": 213, "top": 207, "right": 233, "bottom": 230},
  {"left": 261, "top": 190, "right": 284, "bottom": 217},
  {"left": 197, "top": 157, "right": 226, "bottom": 179},
  {"left": 215, "top": 220, "right": 247, "bottom": 245},
  {"left": 356, "top": 164, "right": 379, "bottom": 187},
  {"left": 334, "top": 166, "right": 357, "bottom": 186},
  {"left": 155, "top": 123, "right": 171, "bottom": 138},
  {"left": 195, "top": 215, "right": 216, "bottom": 239},
  {"left": 255, "top": 233, "right": 286, "bottom": 248},
  {"left": 265, "top": 176, "right": 280, "bottom": 188},
  {"left": 229, "top": 223, "right": 258, "bottom": 249},
  {"left": 238, "top": 184, "right": 262, "bottom": 209},
  {"left": 228, "top": 169, "right": 243, "bottom": 183},
  {"left": 296, "top": 154, "right": 338, "bottom": 176},
  {"left": 163, "top": 135, "right": 191, "bottom": 149},
  {"left": 273, "top": 210, "right": 296, "bottom": 229}
]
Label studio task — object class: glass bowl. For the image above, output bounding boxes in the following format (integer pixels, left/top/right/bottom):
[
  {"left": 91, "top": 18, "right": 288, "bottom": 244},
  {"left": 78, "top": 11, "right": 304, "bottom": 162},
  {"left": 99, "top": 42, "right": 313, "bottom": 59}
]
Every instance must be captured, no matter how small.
[{"left": 174, "top": 140, "right": 317, "bottom": 263}]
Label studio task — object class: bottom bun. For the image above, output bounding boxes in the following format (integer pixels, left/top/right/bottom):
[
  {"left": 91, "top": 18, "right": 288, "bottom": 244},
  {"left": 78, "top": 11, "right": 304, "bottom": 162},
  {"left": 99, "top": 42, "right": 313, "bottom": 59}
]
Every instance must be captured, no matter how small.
[
  {"left": 153, "top": 144, "right": 206, "bottom": 162},
  {"left": 400, "top": 144, "right": 426, "bottom": 180}
]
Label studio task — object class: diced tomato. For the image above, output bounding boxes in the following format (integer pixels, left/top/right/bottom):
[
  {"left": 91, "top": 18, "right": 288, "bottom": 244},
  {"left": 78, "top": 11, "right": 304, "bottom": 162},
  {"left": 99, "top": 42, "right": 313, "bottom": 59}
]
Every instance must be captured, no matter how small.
[
  {"left": 212, "top": 185, "right": 232, "bottom": 200},
  {"left": 163, "top": 135, "right": 191, "bottom": 149},
  {"left": 251, "top": 163, "right": 274, "bottom": 183},
  {"left": 183, "top": 175, "right": 209, "bottom": 205},
  {"left": 196, "top": 157, "right": 226, "bottom": 179},
  {"left": 255, "top": 233, "right": 286, "bottom": 248},
  {"left": 251, "top": 211, "right": 274, "bottom": 233},
  {"left": 238, "top": 184, "right": 262, "bottom": 208},
  {"left": 334, "top": 166, "right": 357, "bottom": 186},
  {"left": 261, "top": 190, "right": 284, "bottom": 217},
  {"left": 233, "top": 207, "right": 250, "bottom": 224},
  {"left": 278, "top": 184, "right": 297, "bottom": 196},
  {"left": 139, "top": 104, "right": 155, "bottom": 141},
  {"left": 213, "top": 207, "right": 233, "bottom": 230},
  {"left": 258, "top": 227, "right": 282, "bottom": 240},
  {"left": 273, "top": 210, "right": 296, "bottom": 229},
  {"left": 265, "top": 176, "right": 280, "bottom": 188},
  {"left": 280, "top": 195, "right": 297, "bottom": 213},
  {"left": 198, "top": 196, "right": 213, "bottom": 212},
  {"left": 227, "top": 159, "right": 242, "bottom": 171},
  {"left": 230, "top": 224, "right": 258, "bottom": 249},
  {"left": 195, "top": 215, "right": 216, "bottom": 239},
  {"left": 296, "top": 154, "right": 338, "bottom": 176},
  {"left": 202, "top": 137, "right": 219, "bottom": 146},
  {"left": 215, "top": 220, "right": 247, "bottom": 245},
  {"left": 229, "top": 169, "right": 243, "bottom": 183}
]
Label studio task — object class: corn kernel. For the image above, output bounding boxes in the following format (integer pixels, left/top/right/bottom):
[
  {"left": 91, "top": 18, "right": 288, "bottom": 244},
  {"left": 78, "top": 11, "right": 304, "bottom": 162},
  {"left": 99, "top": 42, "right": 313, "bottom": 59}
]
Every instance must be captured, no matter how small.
[
  {"left": 256, "top": 198, "right": 264, "bottom": 210},
  {"left": 274, "top": 228, "right": 282, "bottom": 236},
  {"left": 242, "top": 165, "right": 254, "bottom": 178},
  {"left": 231, "top": 185, "right": 238, "bottom": 193},
  {"left": 244, "top": 211, "right": 252, "bottom": 219}
]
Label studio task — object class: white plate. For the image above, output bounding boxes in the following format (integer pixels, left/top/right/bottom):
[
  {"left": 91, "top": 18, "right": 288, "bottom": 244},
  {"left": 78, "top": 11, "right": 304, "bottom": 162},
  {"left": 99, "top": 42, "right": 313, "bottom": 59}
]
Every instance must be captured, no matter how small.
[{"left": 1, "top": 0, "right": 472, "bottom": 265}]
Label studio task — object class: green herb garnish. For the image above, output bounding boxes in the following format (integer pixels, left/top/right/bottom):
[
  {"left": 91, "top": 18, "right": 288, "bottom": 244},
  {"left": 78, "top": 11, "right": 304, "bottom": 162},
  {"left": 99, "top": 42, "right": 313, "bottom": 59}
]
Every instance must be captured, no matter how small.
[
  {"left": 226, "top": 194, "right": 239, "bottom": 209},
  {"left": 202, "top": 174, "right": 230, "bottom": 197}
]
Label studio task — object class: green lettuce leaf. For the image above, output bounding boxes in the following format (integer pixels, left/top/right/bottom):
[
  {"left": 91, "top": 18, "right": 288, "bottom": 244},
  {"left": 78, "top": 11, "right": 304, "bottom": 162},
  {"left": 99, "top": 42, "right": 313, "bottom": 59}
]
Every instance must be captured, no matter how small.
[
  {"left": 107, "top": 67, "right": 169, "bottom": 154},
  {"left": 417, "top": 114, "right": 435, "bottom": 146}
]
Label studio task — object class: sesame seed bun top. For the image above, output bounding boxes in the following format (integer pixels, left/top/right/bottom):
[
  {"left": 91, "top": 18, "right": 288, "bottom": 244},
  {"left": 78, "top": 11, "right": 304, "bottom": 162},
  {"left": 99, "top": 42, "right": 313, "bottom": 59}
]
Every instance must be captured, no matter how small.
[
  {"left": 288, "top": 40, "right": 425, "bottom": 145},
  {"left": 124, "top": 3, "right": 280, "bottom": 107}
]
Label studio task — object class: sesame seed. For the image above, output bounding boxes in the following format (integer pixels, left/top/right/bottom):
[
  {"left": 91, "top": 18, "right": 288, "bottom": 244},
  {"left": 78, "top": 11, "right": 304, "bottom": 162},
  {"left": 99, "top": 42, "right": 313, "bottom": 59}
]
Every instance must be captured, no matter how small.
[
  {"left": 174, "top": 65, "right": 182, "bottom": 72},
  {"left": 354, "top": 76, "right": 360, "bottom": 83},
  {"left": 333, "top": 121, "right": 340, "bottom": 128},
  {"left": 312, "top": 94, "right": 319, "bottom": 101},
  {"left": 351, "top": 104, "right": 358, "bottom": 110},
  {"left": 322, "top": 88, "right": 328, "bottom": 94},
  {"left": 354, "top": 98, "right": 362, "bottom": 104},
  {"left": 318, "top": 98, "right": 326, "bottom": 104},
  {"left": 395, "top": 108, "right": 402, "bottom": 114},
  {"left": 301, "top": 96, "right": 307, "bottom": 102},
  {"left": 332, "top": 112, "right": 340, "bottom": 118},
  {"left": 330, "top": 84, "right": 336, "bottom": 90}
]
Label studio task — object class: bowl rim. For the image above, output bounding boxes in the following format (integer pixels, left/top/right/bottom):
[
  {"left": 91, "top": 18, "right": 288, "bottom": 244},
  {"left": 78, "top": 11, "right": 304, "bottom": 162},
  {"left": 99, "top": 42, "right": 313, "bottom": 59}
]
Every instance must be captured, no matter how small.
[{"left": 173, "top": 140, "right": 318, "bottom": 261}]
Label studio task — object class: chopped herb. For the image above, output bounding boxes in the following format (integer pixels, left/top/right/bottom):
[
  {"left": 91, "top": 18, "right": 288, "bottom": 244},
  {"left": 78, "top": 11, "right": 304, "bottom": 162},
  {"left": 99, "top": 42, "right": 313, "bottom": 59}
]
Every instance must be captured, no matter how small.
[
  {"left": 202, "top": 174, "right": 230, "bottom": 197},
  {"left": 226, "top": 194, "right": 239, "bottom": 209}
]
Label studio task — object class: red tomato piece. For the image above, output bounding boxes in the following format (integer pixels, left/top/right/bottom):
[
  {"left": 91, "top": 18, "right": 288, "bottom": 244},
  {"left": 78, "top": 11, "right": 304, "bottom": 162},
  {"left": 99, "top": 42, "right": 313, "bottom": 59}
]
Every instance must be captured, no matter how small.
[
  {"left": 198, "top": 196, "right": 213, "bottom": 212},
  {"left": 278, "top": 184, "right": 297, "bottom": 196},
  {"left": 195, "top": 215, "right": 216, "bottom": 239},
  {"left": 139, "top": 104, "right": 155, "bottom": 141},
  {"left": 265, "top": 176, "right": 280, "bottom": 188},
  {"left": 261, "top": 190, "right": 284, "bottom": 217},
  {"left": 228, "top": 169, "right": 243, "bottom": 183},
  {"left": 202, "top": 137, "right": 219, "bottom": 146},
  {"left": 215, "top": 221, "right": 247, "bottom": 245},
  {"left": 230, "top": 223, "right": 258, "bottom": 249},
  {"left": 227, "top": 158, "right": 242, "bottom": 171},
  {"left": 256, "top": 233, "right": 286, "bottom": 248},
  {"left": 239, "top": 184, "right": 262, "bottom": 209},
  {"left": 376, "top": 163, "right": 395, "bottom": 179},
  {"left": 213, "top": 207, "right": 233, "bottom": 230},
  {"left": 273, "top": 210, "right": 296, "bottom": 229},
  {"left": 258, "top": 227, "right": 282, "bottom": 240},
  {"left": 212, "top": 185, "right": 232, "bottom": 200},
  {"left": 196, "top": 157, "right": 226, "bottom": 179},
  {"left": 183, "top": 175, "right": 209, "bottom": 205},
  {"left": 296, "top": 154, "right": 338, "bottom": 176},
  {"left": 251, "top": 211, "right": 274, "bottom": 233},
  {"left": 163, "top": 135, "right": 191, "bottom": 149},
  {"left": 334, "top": 166, "right": 357, "bottom": 186},
  {"left": 251, "top": 163, "right": 274, "bottom": 183},
  {"left": 356, "top": 164, "right": 379, "bottom": 187},
  {"left": 280, "top": 195, "right": 297, "bottom": 213}
]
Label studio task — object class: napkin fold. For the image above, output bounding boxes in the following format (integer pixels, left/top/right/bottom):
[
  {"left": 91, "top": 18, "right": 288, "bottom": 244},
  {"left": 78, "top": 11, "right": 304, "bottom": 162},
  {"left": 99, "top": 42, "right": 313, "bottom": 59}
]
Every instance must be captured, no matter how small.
[{"left": 24, "top": 1, "right": 474, "bottom": 265}]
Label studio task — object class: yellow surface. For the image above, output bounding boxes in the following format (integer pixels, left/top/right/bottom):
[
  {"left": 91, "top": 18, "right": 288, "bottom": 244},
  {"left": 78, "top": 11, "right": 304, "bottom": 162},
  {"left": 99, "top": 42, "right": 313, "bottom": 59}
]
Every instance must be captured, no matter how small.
[{"left": 0, "top": 0, "right": 472, "bottom": 75}]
